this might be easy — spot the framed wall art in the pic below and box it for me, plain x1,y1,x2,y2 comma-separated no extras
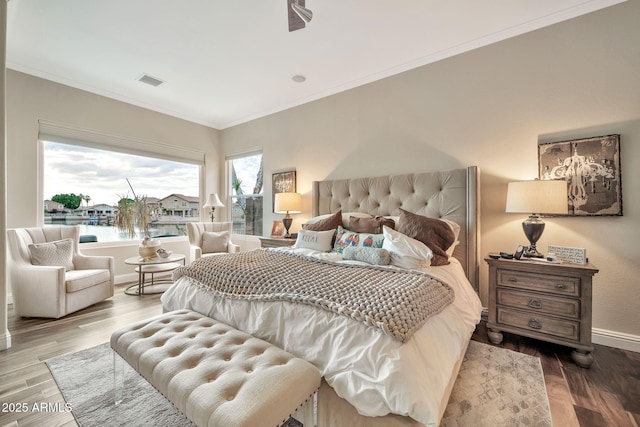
272,170,296,212
538,134,622,216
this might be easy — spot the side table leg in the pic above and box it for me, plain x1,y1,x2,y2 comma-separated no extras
571,349,594,368
487,328,504,345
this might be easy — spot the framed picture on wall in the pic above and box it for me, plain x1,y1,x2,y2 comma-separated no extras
538,134,622,216
272,170,296,212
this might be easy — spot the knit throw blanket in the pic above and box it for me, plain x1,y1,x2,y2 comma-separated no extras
173,249,455,342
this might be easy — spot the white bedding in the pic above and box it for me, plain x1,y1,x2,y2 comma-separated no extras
161,247,482,425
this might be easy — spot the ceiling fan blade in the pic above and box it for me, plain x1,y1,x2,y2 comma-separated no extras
287,0,306,32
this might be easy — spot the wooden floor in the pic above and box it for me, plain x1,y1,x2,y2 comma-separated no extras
1,285,639,426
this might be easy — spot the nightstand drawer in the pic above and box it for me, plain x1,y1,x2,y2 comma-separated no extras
496,307,580,341
497,288,580,319
497,269,580,297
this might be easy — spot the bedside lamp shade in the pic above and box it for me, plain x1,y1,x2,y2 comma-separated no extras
203,193,224,222
506,180,568,257
274,192,302,238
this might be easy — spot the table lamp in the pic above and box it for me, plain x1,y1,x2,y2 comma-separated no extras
505,179,568,258
203,193,224,222
274,192,302,238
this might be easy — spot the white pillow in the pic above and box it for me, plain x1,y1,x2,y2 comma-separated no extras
293,229,335,252
28,238,75,271
382,226,432,270
202,231,229,254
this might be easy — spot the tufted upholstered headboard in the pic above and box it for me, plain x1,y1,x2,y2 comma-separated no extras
312,166,480,292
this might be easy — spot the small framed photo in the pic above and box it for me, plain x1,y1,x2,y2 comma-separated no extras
272,170,296,212
271,220,285,237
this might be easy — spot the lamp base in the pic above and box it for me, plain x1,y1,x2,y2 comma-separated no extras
282,216,293,238
522,215,545,258
523,246,544,258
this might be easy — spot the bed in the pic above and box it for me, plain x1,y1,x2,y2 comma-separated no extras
161,166,482,427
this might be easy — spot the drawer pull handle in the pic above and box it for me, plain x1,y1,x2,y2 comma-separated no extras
528,299,542,309
508,277,517,282
556,283,566,289
528,318,542,329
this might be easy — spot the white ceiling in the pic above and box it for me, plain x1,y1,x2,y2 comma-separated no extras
7,0,624,129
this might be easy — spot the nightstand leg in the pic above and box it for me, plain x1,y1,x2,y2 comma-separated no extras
487,328,503,345
571,349,593,368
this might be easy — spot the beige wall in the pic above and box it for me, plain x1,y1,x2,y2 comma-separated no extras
221,2,640,345
6,70,222,228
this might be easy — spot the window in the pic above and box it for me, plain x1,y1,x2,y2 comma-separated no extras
227,152,263,236
42,140,201,242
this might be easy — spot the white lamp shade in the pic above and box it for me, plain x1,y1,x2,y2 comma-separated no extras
274,192,302,213
203,193,224,208
506,180,568,215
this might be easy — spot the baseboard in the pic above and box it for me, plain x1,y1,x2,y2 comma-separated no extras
0,329,11,351
592,328,640,353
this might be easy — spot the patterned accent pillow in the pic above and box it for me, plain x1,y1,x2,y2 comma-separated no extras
343,247,391,265
28,238,75,271
333,226,385,254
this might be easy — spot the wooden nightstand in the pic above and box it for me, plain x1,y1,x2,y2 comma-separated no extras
259,236,296,248
485,256,598,368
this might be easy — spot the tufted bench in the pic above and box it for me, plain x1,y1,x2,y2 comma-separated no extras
110,309,320,427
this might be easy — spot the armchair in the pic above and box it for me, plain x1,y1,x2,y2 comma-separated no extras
187,222,240,261
7,226,114,319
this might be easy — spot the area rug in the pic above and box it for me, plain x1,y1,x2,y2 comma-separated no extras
440,341,552,427
47,340,551,427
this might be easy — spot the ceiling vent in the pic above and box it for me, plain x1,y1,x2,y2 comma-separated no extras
137,74,165,87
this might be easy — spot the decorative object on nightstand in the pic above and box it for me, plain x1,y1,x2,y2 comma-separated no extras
203,193,224,222
506,179,568,258
274,192,302,238
485,256,598,368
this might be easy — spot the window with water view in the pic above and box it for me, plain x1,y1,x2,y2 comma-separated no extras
43,141,201,243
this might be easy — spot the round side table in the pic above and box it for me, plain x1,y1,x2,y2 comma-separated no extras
124,253,186,296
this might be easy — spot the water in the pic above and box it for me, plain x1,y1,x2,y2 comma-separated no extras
49,224,187,243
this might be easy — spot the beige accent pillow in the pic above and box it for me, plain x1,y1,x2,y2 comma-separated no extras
349,216,395,234
28,238,75,271
202,231,229,254
396,209,455,266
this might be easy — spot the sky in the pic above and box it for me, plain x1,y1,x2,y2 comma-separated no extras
43,142,263,207
43,141,200,206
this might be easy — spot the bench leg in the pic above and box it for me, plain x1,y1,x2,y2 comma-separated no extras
113,351,125,405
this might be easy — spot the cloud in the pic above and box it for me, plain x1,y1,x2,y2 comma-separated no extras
43,142,200,205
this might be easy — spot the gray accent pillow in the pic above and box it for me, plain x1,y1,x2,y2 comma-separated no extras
343,246,391,266
28,238,75,271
